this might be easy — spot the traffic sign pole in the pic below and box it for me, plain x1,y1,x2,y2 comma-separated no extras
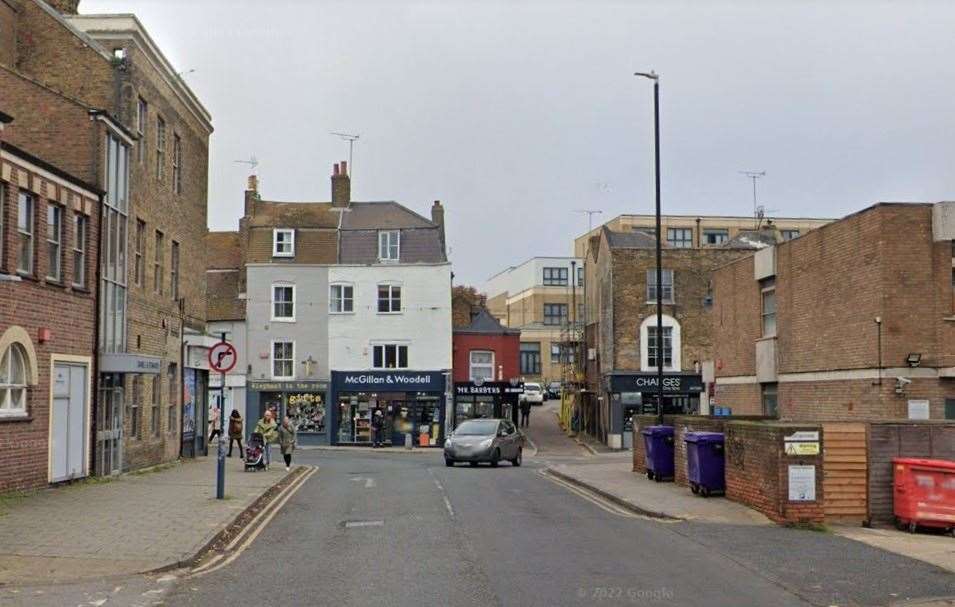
208,335,237,500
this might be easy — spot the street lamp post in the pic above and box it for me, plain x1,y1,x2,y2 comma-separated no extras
635,70,664,426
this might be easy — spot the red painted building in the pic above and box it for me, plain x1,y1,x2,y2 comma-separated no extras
452,309,522,428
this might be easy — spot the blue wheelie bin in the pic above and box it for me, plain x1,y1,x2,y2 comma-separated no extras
641,425,675,482
684,431,725,497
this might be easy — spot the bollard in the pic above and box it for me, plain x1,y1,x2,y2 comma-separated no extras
405,433,413,450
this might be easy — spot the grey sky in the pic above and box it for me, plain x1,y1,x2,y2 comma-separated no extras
83,0,955,285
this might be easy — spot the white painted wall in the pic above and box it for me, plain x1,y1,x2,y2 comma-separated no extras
328,263,452,371
484,256,583,298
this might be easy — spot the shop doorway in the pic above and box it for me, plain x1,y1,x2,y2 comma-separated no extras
51,363,89,482
96,373,124,475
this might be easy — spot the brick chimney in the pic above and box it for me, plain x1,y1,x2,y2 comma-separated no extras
431,200,446,254
244,174,258,217
45,0,81,14
331,161,350,207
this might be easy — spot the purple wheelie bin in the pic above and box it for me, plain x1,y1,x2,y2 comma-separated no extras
641,425,675,482
685,431,725,497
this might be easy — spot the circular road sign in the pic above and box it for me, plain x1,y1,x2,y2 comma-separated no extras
208,341,238,374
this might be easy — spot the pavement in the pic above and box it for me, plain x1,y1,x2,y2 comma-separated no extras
0,450,292,586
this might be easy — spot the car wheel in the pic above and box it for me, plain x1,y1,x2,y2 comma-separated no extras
469,461,478,467
646,470,654,480
490,449,501,467
445,458,455,467
512,448,522,467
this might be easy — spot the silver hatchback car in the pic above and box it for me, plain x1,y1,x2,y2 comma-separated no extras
444,419,524,467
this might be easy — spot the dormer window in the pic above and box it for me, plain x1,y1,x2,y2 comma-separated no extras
378,230,399,261
273,228,295,257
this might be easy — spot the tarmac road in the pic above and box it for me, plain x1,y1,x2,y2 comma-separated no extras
159,448,954,607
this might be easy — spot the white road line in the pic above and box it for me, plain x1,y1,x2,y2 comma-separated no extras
365,478,376,489
428,469,455,518
345,520,384,528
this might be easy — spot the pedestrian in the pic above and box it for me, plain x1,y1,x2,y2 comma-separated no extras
371,408,384,448
227,409,244,458
207,405,222,445
254,410,279,469
520,398,531,428
277,416,297,471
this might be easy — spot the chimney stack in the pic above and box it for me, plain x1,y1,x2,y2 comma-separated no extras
331,161,350,207
244,174,259,217
431,200,446,255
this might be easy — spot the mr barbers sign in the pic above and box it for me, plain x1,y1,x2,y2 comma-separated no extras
455,382,524,396
607,373,704,394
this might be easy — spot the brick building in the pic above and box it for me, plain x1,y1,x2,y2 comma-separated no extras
0,110,102,491
1,0,213,473
581,226,758,448
711,202,955,421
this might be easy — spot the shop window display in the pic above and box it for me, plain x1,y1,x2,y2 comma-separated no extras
288,392,326,433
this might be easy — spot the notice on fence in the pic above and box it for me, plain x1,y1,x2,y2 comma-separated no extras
788,465,816,501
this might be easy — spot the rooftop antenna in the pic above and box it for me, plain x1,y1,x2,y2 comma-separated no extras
740,170,766,228
177,68,196,78
574,209,603,233
330,131,360,181
234,155,259,173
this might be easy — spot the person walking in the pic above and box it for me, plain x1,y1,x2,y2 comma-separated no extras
277,416,297,471
208,405,222,446
227,409,244,458
371,408,384,448
520,398,531,429
254,410,279,469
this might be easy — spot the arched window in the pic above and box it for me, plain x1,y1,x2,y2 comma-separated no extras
0,343,29,415
639,315,682,372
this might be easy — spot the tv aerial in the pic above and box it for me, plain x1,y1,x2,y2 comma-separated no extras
234,155,259,173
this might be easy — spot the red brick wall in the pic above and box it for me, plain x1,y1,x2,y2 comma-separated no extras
712,382,761,415
725,422,825,524
0,161,99,492
452,333,520,383
712,255,758,378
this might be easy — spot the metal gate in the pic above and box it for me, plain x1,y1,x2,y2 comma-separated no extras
822,422,868,523
96,373,124,475
51,363,89,482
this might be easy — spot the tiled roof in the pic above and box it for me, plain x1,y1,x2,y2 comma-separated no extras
605,227,657,249
207,270,245,321
247,200,340,229
454,308,519,335
340,228,445,264
341,202,436,230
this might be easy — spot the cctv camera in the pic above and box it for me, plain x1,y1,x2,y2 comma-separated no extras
896,377,912,385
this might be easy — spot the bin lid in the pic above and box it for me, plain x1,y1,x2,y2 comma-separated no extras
684,431,725,444
892,457,955,471
641,425,674,437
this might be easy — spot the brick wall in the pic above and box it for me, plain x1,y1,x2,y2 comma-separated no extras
712,255,758,378
0,159,99,492
724,422,825,524
711,382,761,415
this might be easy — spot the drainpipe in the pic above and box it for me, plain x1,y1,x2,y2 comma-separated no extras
179,298,186,458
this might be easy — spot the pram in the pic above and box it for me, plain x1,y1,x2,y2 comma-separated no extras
244,432,267,471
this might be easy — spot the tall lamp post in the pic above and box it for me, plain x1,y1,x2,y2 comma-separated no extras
635,70,664,426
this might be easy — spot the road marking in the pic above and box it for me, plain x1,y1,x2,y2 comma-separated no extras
349,475,377,488
188,466,318,578
344,520,384,528
428,469,455,518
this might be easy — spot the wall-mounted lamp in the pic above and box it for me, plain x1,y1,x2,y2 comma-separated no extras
905,353,922,368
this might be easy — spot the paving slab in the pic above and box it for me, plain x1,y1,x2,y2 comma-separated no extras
834,525,955,574
0,452,291,585
548,459,772,525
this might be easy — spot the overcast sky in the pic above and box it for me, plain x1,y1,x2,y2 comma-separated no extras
83,0,955,286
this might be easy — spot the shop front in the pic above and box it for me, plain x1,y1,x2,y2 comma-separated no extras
604,371,704,449
329,371,447,447
247,381,330,446
453,381,523,429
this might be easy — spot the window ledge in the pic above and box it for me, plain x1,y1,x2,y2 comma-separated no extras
270,318,296,323
329,311,355,316
944,316,955,322
0,273,22,283
757,335,778,342
0,413,33,423
377,311,403,315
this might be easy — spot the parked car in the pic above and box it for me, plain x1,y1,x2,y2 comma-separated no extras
546,381,562,399
444,419,523,467
519,383,545,406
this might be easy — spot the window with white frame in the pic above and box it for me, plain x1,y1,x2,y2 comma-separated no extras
0,343,29,416
272,341,294,379
646,269,674,303
640,314,681,372
550,343,562,364
46,203,63,282
271,284,295,321
156,115,166,181
378,230,400,261
273,228,294,257
469,350,494,381
373,344,408,369
667,227,693,248
703,229,729,245
73,213,87,288
136,97,147,163
330,284,354,313
170,241,180,301
17,191,34,274
781,229,800,241
577,266,584,287
761,279,776,337
172,133,182,195
543,303,567,326
542,267,568,286
377,284,401,313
